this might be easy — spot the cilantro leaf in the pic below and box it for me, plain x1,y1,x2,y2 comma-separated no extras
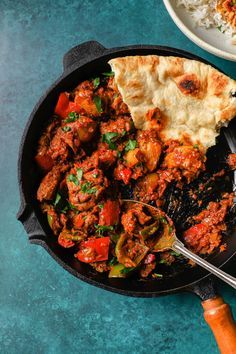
93,77,100,89
102,132,119,150
125,139,138,152
93,96,103,113
152,273,163,279
102,71,114,77
65,112,80,123
81,181,97,194
54,193,61,207
120,266,135,275
76,168,83,182
67,174,79,186
95,224,114,236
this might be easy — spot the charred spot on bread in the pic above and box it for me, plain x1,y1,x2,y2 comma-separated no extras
175,74,201,97
230,91,236,98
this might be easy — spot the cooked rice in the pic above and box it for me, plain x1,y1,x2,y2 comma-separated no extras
176,0,236,41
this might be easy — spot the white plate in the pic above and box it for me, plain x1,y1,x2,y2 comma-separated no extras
163,0,236,61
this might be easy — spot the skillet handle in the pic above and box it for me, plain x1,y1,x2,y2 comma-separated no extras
63,41,107,72
17,202,47,242
202,297,236,354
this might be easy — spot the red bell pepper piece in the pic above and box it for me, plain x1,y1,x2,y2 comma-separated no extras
184,223,208,241
120,168,132,185
74,214,85,229
55,93,70,118
54,92,79,119
99,200,120,226
75,237,110,263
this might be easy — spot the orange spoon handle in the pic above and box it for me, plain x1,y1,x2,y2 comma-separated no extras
202,296,236,354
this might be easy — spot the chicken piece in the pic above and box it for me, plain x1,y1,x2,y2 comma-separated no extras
114,163,132,185
137,130,162,171
74,80,100,117
37,164,68,202
121,204,151,235
73,116,97,143
163,145,205,181
111,94,129,115
35,119,59,171
73,209,98,232
97,142,118,168
67,162,109,211
100,116,133,135
48,128,70,161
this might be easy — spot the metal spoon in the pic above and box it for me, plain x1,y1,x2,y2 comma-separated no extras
122,199,236,289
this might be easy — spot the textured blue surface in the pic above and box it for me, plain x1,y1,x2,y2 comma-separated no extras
1,1,236,353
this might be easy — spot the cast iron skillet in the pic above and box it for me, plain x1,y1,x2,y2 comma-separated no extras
17,41,236,351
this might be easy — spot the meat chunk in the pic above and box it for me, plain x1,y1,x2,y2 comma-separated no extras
67,160,109,211
97,142,118,168
163,145,205,181
35,119,59,171
74,80,100,117
111,94,129,115
137,130,162,171
37,164,68,202
121,204,151,235
100,116,133,135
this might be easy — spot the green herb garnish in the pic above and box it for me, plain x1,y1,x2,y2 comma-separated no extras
54,193,61,207
125,139,138,152
68,202,78,211
102,71,114,77
95,224,114,236
170,251,181,257
81,181,97,194
120,267,135,275
62,126,71,132
76,168,83,182
93,77,100,89
159,259,168,264
67,174,79,186
102,132,119,150
65,111,80,123
152,273,163,279
93,96,103,113
98,204,104,209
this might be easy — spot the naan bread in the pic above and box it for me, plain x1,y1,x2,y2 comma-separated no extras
109,55,236,149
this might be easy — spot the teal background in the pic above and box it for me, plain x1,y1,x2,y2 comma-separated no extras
0,0,236,353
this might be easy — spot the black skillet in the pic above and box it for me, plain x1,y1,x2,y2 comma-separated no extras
17,41,236,351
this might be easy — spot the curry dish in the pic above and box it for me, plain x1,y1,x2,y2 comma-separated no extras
35,71,235,279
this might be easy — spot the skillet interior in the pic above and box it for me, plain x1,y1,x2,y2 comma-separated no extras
18,45,236,297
